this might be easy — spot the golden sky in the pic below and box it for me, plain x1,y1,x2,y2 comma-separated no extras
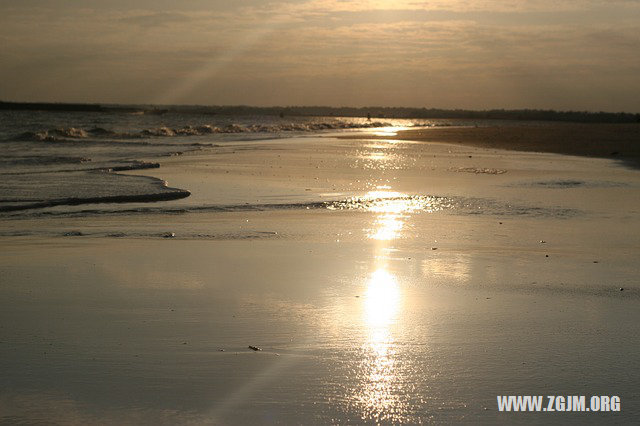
1,0,639,111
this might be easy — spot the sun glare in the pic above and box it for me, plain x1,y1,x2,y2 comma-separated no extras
365,269,400,328
370,126,408,137
363,190,422,240
353,267,409,422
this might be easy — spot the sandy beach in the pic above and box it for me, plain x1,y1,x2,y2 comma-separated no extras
342,123,640,169
1,127,639,424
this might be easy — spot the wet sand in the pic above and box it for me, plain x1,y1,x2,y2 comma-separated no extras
1,131,640,424
342,123,640,169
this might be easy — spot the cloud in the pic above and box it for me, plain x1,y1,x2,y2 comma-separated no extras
120,11,192,27
1,1,639,110
269,0,639,14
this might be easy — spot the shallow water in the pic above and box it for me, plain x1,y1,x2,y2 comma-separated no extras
0,110,460,213
0,110,562,214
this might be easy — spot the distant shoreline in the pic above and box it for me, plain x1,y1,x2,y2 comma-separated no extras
1,101,639,124
345,123,640,169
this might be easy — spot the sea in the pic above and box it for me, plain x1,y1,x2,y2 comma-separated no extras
0,109,462,214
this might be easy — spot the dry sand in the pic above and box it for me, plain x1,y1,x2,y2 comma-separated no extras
1,130,639,424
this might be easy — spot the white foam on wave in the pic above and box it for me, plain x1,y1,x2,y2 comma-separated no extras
12,120,418,142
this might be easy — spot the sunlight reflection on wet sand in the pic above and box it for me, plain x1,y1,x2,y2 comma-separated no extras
355,268,408,422
366,191,416,241
328,190,451,241
350,181,416,421
349,141,412,421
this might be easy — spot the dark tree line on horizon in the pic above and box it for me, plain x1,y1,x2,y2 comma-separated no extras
1,100,639,123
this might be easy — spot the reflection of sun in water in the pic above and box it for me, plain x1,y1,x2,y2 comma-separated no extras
364,191,424,241
355,268,407,422
337,133,440,420
370,214,404,241
365,269,399,328
370,126,408,137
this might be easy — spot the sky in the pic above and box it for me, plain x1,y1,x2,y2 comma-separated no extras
1,0,639,112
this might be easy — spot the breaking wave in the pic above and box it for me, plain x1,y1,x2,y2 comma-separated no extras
0,167,190,213
11,120,408,142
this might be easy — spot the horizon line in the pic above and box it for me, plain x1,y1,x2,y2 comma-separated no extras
1,100,639,116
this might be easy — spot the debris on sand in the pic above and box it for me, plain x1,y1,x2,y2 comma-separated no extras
449,166,507,175
162,232,176,238
248,345,262,351
63,231,83,236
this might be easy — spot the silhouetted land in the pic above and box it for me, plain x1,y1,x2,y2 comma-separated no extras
1,101,639,123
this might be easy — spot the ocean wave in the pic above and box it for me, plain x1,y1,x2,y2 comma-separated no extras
133,120,408,136
0,188,190,212
15,128,90,142
0,160,162,176
15,131,62,142
10,120,412,142
104,161,161,172
0,164,190,212
87,127,118,136
2,193,582,219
